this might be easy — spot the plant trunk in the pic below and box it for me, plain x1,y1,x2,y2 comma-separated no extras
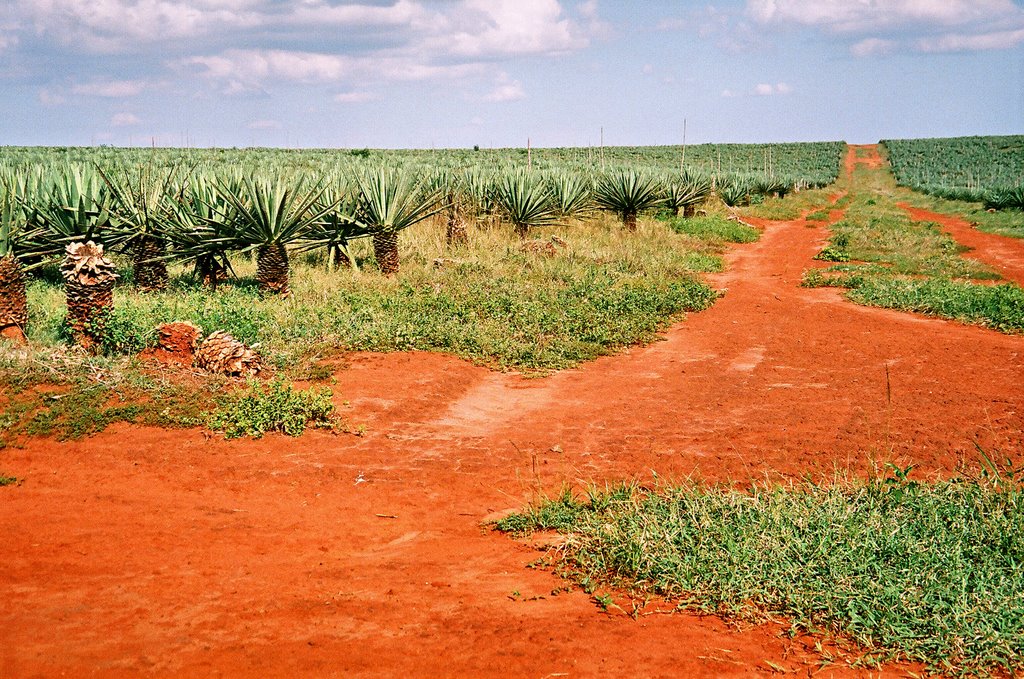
446,201,468,246
131,234,169,292
0,253,28,342
65,277,114,351
372,230,399,275
623,211,638,231
683,203,696,218
513,222,529,239
197,255,228,291
331,244,352,269
61,241,118,352
256,243,290,297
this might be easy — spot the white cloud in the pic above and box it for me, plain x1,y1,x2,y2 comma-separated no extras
37,88,66,106
185,50,350,91
333,91,377,103
72,79,146,97
747,0,1024,54
110,112,140,127
286,0,436,28
746,0,1021,32
185,49,488,92
483,78,525,102
916,28,1024,52
14,0,262,52
724,82,794,97
850,37,898,56
754,82,793,96
435,0,588,58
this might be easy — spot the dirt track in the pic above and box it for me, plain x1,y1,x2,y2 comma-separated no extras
2,146,1022,677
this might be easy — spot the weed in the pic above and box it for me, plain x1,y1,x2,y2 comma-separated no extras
209,377,335,439
815,246,850,262
0,474,18,486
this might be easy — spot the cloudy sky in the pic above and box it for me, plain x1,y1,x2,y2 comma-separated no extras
1,0,1022,148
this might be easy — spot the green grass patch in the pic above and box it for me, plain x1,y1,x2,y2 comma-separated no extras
209,377,335,439
848,278,1024,333
803,161,1023,333
23,215,721,372
0,474,18,486
498,465,1024,675
0,346,213,444
665,215,759,244
806,209,830,221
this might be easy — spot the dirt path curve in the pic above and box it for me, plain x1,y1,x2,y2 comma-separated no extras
3,147,1023,678
899,203,1024,286
853,143,1024,285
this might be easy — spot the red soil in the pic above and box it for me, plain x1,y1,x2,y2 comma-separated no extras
2,147,1022,677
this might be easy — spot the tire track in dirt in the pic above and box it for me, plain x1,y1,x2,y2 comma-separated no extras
2,146,1022,678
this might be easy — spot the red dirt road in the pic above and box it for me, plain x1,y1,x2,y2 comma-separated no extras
2,147,1022,678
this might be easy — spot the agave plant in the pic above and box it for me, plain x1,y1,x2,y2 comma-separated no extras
594,169,664,230
217,173,333,297
303,178,368,270
547,172,594,220
753,176,794,200
26,164,120,258
984,186,1024,211
163,173,239,290
718,177,752,208
356,167,441,275
460,167,497,226
493,170,558,238
0,183,31,339
99,163,181,291
664,170,713,217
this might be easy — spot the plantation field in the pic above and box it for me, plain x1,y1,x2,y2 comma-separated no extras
2,142,1024,677
883,135,1024,214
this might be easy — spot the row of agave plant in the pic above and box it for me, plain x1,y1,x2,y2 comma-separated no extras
0,161,798,346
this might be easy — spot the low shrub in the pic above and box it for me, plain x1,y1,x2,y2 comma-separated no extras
209,377,335,439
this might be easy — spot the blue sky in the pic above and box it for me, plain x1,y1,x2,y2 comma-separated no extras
1,0,1022,148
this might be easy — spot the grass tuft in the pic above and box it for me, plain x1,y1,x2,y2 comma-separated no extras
498,463,1024,675
208,377,335,439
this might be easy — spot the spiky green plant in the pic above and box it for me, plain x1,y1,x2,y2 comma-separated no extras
163,173,239,290
664,170,713,217
217,173,333,297
303,178,368,270
594,169,664,230
494,170,558,238
99,163,181,291
26,164,120,257
547,172,595,220
356,167,441,275
718,178,752,208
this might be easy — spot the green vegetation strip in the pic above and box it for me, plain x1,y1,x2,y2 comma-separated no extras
23,216,722,371
498,468,1024,675
803,161,1024,333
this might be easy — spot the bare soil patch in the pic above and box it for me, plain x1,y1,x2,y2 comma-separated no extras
2,147,1021,677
